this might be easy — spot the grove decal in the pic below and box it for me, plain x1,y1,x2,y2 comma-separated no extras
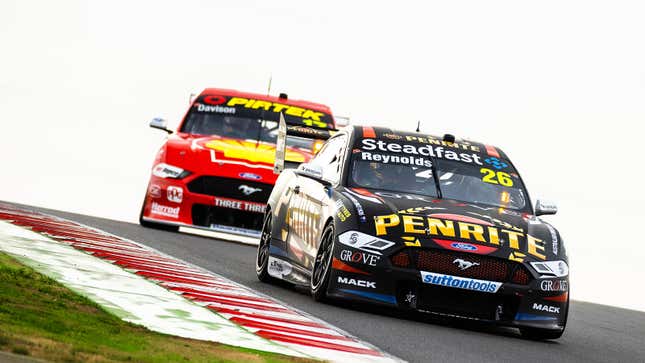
540,279,568,292
339,249,380,266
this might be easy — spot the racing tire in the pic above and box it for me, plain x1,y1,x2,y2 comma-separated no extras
311,223,335,302
519,327,564,340
256,211,276,283
138,198,179,232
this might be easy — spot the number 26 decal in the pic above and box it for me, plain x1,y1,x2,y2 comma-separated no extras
480,168,513,187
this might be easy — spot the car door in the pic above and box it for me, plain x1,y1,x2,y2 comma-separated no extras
286,134,348,269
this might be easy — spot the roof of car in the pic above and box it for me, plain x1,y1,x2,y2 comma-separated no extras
350,125,510,160
201,88,332,114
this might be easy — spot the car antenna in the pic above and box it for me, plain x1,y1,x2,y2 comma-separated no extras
416,121,421,133
267,74,272,95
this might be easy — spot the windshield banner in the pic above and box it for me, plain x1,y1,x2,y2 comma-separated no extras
194,94,335,129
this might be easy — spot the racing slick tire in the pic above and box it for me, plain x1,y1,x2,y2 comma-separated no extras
311,222,335,302
138,199,179,232
256,210,276,283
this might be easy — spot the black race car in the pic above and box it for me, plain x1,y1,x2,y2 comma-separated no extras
256,122,569,340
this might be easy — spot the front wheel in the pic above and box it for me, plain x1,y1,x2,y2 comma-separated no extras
256,211,275,283
311,223,335,302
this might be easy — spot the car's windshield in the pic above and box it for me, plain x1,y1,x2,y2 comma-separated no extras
349,139,528,211
181,112,313,150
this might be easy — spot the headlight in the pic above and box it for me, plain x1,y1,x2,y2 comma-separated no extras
152,163,191,179
530,260,569,278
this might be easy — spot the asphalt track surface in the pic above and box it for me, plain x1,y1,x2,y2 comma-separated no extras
8,203,645,363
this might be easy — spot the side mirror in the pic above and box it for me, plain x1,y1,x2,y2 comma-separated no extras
535,199,558,216
296,162,331,186
334,115,350,127
150,118,172,134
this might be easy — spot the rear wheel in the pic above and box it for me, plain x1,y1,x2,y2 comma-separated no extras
311,223,335,302
256,211,275,283
138,198,179,232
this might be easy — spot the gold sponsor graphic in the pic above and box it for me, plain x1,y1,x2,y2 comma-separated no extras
508,251,527,262
383,133,403,140
205,139,307,164
404,135,481,152
335,200,352,222
287,193,321,251
374,214,546,260
225,97,329,127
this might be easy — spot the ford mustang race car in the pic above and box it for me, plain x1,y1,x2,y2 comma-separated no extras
256,124,569,339
140,88,336,237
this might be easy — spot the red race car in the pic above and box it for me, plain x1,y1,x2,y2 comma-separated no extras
140,88,337,237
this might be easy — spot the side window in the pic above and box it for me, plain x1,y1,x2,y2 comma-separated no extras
311,135,347,183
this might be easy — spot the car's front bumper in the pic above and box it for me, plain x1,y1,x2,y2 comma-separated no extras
326,244,568,332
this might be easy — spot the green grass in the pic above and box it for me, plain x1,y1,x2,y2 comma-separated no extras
0,252,315,363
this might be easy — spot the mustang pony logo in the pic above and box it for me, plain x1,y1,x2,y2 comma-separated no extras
453,258,480,270
239,185,262,196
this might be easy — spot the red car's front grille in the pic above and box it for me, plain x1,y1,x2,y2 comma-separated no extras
187,176,273,203
391,248,533,285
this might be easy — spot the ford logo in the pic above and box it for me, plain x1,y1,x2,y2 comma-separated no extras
239,172,262,180
451,242,477,251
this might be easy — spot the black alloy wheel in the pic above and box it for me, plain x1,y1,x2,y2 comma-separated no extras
311,223,335,301
256,211,274,283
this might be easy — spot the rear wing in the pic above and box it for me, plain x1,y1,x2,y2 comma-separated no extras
274,113,335,174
